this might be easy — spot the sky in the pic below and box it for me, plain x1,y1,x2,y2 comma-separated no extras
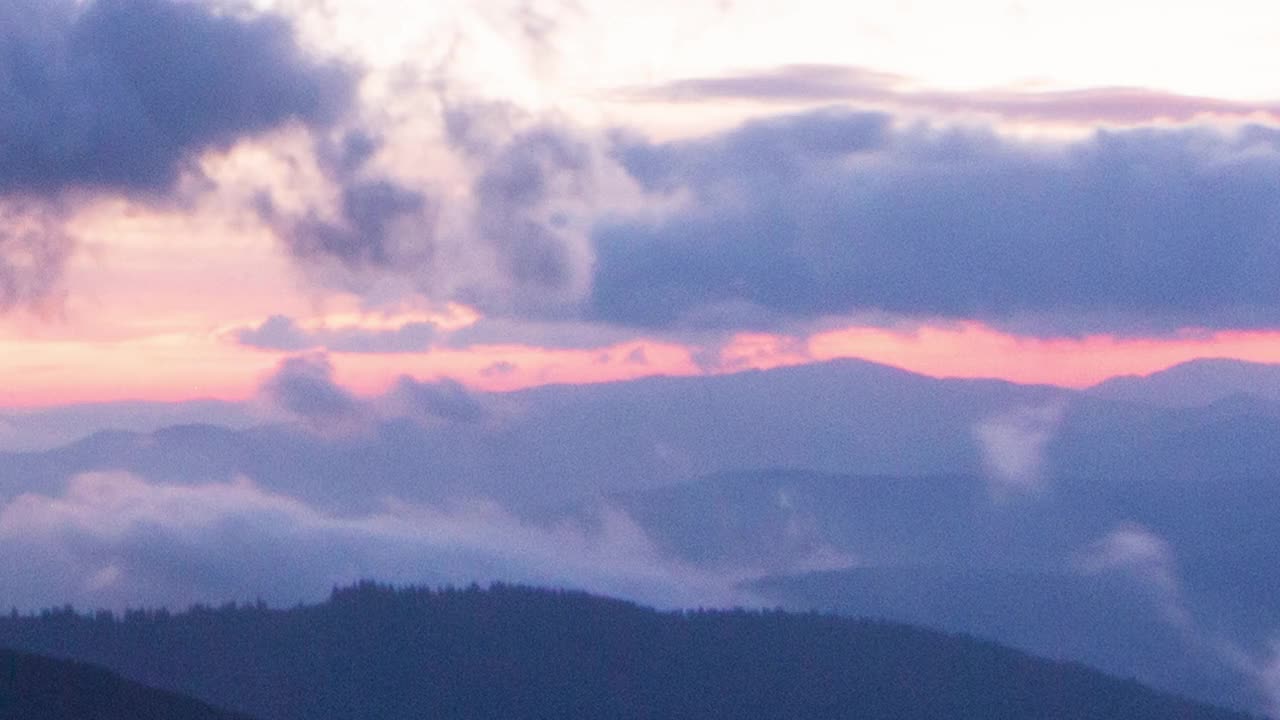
4,0,1280,407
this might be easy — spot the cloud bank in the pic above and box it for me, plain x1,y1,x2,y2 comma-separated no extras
0,0,352,196
596,110,1280,335
0,472,743,611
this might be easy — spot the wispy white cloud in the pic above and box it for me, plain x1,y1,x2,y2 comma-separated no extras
1079,524,1280,713
1078,523,1192,628
973,401,1066,499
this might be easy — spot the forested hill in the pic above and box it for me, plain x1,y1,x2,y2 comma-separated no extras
0,647,253,720
0,583,1260,720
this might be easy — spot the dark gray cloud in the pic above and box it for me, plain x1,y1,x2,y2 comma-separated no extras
472,127,588,294
480,361,517,377
443,102,600,315
627,64,1280,125
390,376,488,425
592,109,1280,335
269,102,599,312
614,108,889,195
236,315,312,351
260,179,434,272
234,314,438,353
0,201,72,310
260,353,363,427
254,122,438,283
0,0,354,197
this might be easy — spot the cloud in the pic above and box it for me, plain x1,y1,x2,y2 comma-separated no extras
1079,524,1280,712
0,0,353,197
973,401,1066,499
253,128,437,277
388,376,488,425
235,315,313,351
0,200,72,311
448,105,605,316
0,472,743,611
266,101,621,318
594,109,1280,335
0,0,354,311
1079,523,1192,629
259,354,495,429
259,177,435,273
481,361,518,377
441,317,638,350
1258,645,1280,719
234,315,438,353
259,353,365,431
626,64,1280,125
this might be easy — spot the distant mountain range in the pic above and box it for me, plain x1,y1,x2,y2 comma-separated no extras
0,647,251,720
6,357,1279,509
0,398,261,453
0,583,1259,720
2,356,1279,713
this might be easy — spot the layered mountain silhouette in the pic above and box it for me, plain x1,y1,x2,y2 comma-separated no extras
3,357,1280,713
0,358,1063,509
602,468,1276,711
5,357,1279,510
0,583,1259,720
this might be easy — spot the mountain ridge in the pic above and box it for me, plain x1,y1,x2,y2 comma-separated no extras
0,582,1261,720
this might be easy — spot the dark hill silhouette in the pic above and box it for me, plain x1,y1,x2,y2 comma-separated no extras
751,565,1257,712
0,583,1259,720
0,647,252,720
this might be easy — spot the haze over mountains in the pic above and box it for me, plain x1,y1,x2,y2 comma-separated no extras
1,356,1279,714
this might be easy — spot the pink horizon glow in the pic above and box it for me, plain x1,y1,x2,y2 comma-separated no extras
4,322,1280,409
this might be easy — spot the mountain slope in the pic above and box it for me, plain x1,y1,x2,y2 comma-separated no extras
1088,358,1280,408
0,647,252,720
599,467,1280,712
751,566,1258,712
0,583,1259,720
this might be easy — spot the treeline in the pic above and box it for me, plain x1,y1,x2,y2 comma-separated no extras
0,582,1260,720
